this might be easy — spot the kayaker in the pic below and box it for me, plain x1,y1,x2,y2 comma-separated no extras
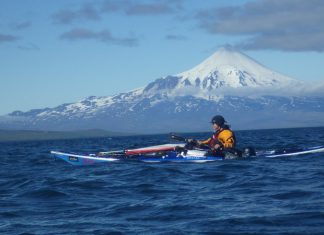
188,115,238,157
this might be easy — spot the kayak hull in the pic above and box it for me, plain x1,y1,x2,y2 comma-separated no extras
51,150,223,165
51,145,324,165
259,146,324,158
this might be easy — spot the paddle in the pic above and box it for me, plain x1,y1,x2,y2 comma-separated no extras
100,144,184,156
101,134,199,156
170,133,188,142
170,133,225,152
170,133,207,150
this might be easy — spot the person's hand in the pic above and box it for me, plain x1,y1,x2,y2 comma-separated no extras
187,139,198,145
187,138,194,143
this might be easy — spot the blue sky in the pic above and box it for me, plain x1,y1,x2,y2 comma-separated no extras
1,0,324,115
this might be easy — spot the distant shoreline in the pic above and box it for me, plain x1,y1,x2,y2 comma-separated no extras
0,126,323,142
0,129,132,142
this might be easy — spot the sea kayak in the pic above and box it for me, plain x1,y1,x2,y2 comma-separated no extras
51,144,324,166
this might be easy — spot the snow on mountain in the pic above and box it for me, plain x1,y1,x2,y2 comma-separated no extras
31,47,305,119
142,46,302,99
1,47,323,133
177,47,297,87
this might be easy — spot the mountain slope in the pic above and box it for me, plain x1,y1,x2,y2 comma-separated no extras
142,47,302,99
177,47,297,88
0,47,323,133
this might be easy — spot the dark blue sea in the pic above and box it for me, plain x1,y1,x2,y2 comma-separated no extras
1,127,324,234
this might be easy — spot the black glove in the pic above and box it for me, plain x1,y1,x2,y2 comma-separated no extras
185,139,198,150
175,146,187,154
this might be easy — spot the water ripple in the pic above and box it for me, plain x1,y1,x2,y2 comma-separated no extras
1,127,324,234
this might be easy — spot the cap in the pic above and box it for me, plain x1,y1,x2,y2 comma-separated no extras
211,115,225,126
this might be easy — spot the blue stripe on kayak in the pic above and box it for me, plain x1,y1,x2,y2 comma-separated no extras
138,155,224,163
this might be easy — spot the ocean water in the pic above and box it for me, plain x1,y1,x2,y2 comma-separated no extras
1,127,324,234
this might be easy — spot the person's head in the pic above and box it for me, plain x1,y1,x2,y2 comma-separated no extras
211,115,225,131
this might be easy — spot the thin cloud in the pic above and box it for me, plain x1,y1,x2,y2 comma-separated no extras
126,2,174,15
101,0,182,15
0,34,19,43
13,21,31,30
53,0,182,24
101,0,127,13
196,0,324,52
165,34,187,41
53,1,184,46
53,4,100,24
60,28,138,47
18,43,40,51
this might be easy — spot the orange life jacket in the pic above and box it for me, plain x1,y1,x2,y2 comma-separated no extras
201,128,236,149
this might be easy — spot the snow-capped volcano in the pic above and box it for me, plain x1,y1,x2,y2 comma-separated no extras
142,47,301,98
177,47,297,88
1,47,323,133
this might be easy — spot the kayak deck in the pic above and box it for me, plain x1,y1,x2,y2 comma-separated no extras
51,151,119,166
